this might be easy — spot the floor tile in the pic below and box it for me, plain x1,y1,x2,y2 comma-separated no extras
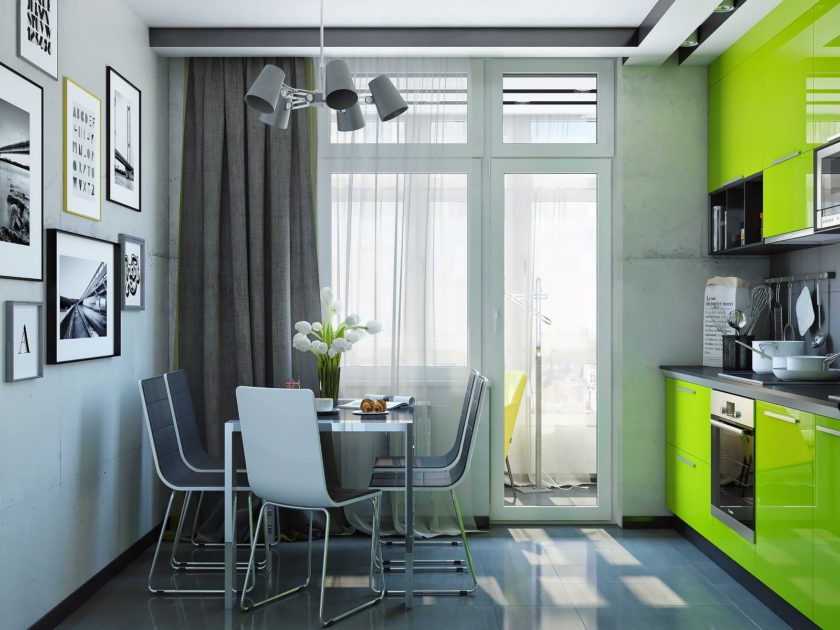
495,605,586,630
576,604,759,630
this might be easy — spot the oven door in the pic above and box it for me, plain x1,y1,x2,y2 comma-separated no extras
816,138,840,230
710,416,755,542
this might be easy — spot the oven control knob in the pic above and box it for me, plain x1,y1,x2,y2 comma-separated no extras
735,411,742,418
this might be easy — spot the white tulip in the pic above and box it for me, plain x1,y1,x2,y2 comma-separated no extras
293,335,312,352
345,330,361,344
366,320,383,334
328,349,337,359
312,322,323,332
330,299,343,313
345,313,361,326
331,338,348,352
320,287,332,309
295,321,312,335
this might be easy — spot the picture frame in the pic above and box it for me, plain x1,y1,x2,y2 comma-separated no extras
0,61,43,281
63,78,101,221
119,234,145,311
17,0,57,80
5,301,43,382
107,67,141,212
46,229,121,364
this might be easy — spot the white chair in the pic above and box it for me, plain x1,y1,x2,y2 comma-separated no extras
236,386,385,625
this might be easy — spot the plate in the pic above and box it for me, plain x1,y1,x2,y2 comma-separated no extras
353,410,389,416
772,367,840,382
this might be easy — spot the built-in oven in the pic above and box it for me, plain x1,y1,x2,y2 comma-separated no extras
710,390,755,543
816,137,840,230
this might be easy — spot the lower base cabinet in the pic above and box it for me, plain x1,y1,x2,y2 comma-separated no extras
666,444,712,539
814,417,840,630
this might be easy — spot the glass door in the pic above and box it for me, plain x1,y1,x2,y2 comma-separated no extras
486,159,612,521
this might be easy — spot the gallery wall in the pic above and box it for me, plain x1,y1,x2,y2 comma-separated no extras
0,0,170,627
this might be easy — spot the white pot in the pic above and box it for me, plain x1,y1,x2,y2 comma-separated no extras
785,355,829,372
753,340,804,374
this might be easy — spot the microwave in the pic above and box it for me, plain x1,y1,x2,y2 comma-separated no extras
816,137,840,230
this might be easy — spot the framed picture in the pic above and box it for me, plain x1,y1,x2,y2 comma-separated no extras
17,0,57,80
5,301,43,382
47,229,121,364
0,62,43,281
119,234,145,310
107,68,141,211
64,78,101,221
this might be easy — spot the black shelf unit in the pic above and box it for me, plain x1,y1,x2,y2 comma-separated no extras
709,174,763,255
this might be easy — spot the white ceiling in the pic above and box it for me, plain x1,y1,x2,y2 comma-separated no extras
125,0,660,28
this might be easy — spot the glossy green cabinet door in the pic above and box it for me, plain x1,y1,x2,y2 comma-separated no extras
666,444,713,538
763,150,814,238
719,55,765,187
755,402,815,618
762,8,815,166
813,416,840,630
814,0,840,145
708,79,724,192
665,378,711,463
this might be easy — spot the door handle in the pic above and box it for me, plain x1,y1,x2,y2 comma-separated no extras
676,455,696,468
763,410,798,424
675,386,695,395
711,419,745,435
771,150,801,166
817,425,840,438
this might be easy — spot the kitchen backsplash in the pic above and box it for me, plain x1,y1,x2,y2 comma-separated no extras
767,242,840,355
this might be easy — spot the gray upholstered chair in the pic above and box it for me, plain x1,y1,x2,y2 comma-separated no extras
236,386,385,625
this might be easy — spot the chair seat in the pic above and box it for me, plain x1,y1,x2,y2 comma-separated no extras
167,468,251,492
327,487,380,505
373,454,451,470
369,469,454,489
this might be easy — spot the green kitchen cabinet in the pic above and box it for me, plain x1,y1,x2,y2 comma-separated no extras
762,8,815,166
666,444,713,538
707,516,755,574
708,78,725,192
755,401,815,618
813,0,840,145
762,150,814,238
813,415,840,629
665,378,711,463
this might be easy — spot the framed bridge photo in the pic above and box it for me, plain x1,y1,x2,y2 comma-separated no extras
47,229,121,364
0,61,43,281
107,67,141,211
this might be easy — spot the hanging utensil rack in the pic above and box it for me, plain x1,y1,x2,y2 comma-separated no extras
763,272,835,285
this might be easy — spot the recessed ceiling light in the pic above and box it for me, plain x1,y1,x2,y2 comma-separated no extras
714,1,735,13
680,30,699,48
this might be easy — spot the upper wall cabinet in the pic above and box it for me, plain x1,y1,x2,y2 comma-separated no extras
813,0,840,146
762,9,815,167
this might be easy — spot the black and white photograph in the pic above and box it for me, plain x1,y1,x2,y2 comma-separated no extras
47,230,120,364
119,234,145,310
17,0,57,79
0,62,42,281
5,301,43,382
64,78,101,221
107,68,141,211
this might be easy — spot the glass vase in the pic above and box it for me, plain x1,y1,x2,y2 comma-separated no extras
317,363,341,405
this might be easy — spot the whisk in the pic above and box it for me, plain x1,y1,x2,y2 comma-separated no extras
746,285,772,336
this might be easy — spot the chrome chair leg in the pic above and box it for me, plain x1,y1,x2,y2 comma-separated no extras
189,490,256,550
506,456,517,502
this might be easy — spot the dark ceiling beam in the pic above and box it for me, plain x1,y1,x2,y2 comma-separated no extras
149,27,640,49
636,0,679,45
678,0,748,63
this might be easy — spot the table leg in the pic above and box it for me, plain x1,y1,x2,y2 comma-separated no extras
224,423,235,609
404,423,414,609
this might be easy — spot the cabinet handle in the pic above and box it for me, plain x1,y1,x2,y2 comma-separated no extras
763,410,798,424
675,386,695,395
817,425,840,438
721,177,742,188
711,419,745,435
770,150,801,166
676,455,696,468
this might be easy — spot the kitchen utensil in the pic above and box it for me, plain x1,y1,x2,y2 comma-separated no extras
752,339,805,373
796,285,815,336
772,284,784,340
722,335,754,370
825,352,840,369
812,280,826,348
772,367,840,382
785,355,830,371
733,337,771,359
783,282,796,340
727,309,748,336
746,285,771,336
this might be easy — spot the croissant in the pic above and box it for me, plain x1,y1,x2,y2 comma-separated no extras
360,398,376,412
373,399,386,413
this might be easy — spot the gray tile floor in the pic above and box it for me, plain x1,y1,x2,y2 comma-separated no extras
59,526,790,629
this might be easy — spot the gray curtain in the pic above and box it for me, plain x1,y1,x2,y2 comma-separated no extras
177,57,320,456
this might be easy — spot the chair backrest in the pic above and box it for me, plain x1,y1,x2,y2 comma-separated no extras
138,375,193,490
164,369,212,471
442,369,479,465
503,371,527,459
448,375,489,487
236,387,334,508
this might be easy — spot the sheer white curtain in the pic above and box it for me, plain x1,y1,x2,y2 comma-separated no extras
319,57,478,534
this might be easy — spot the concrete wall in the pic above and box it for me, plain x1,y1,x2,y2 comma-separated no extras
615,58,769,518
0,1,169,627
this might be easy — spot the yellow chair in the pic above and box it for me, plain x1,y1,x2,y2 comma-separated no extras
504,371,527,501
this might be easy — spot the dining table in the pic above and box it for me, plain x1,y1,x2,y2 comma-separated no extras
223,405,416,610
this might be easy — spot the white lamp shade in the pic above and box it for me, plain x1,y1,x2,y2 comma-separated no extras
368,74,408,122
259,99,292,129
325,60,358,110
245,65,286,114
337,103,365,132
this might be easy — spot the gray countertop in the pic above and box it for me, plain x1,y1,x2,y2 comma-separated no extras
660,366,840,420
